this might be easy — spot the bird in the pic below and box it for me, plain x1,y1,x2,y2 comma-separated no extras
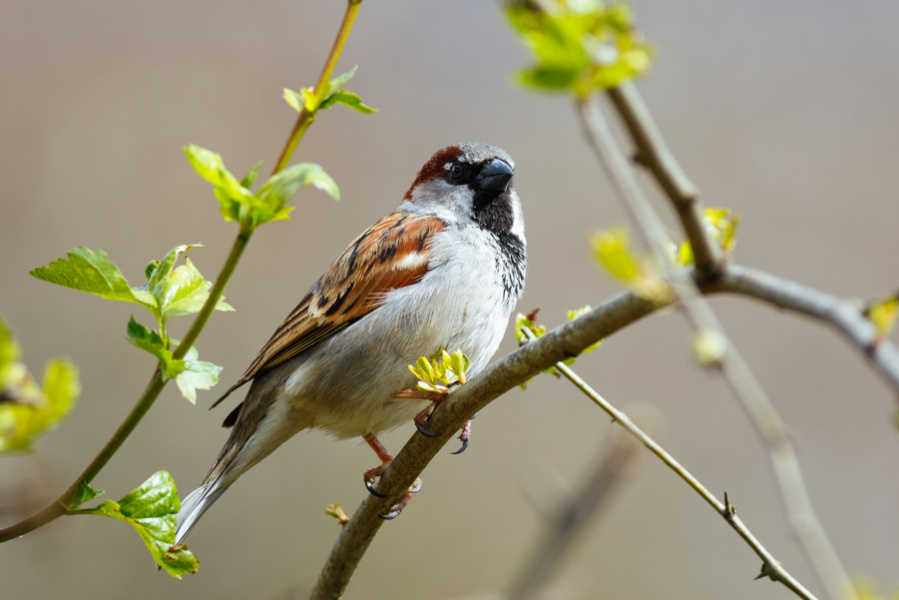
175,142,527,544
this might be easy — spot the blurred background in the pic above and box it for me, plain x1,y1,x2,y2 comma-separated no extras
2,1,898,598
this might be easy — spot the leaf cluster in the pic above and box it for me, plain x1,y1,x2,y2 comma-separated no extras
284,65,377,117
408,350,471,394
504,0,653,96
0,317,80,452
185,146,339,232
30,245,228,404
515,307,602,387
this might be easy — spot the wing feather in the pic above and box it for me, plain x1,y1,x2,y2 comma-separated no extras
211,211,442,410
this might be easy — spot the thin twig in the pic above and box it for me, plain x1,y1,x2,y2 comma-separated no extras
0,1,367,546
576,94,854,600
518,327,818,600
272,0,364,175
709,265,899,394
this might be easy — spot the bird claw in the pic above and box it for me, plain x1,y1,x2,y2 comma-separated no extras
378,482,419,520
451,416,475,455
364,474,386,498
451,438,469,455
415,418,440,437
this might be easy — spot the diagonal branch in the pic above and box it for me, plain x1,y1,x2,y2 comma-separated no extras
606,82,724,279
309,291,659,599
575,95,854,600
523,328,818,600
710,265,899,394
309,257,899,599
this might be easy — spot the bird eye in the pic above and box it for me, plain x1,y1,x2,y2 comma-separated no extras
448,163,464,181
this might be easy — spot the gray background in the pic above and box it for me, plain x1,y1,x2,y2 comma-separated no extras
2,1,898,599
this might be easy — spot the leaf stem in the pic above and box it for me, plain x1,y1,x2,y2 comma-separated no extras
174,227,251,360
272,0,364,175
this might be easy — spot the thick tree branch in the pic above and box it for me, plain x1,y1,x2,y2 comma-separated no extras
309,257,899,599
309,291,658,599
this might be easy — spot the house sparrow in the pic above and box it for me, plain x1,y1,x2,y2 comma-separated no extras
175,142,526,543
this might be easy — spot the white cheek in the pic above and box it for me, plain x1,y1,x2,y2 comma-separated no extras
510,195,526,242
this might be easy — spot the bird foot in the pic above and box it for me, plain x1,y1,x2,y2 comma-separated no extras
361,432,423,517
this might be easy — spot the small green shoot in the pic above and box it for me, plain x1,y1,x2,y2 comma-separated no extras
283,65,377,116
590,227,672,302
184,145,339,232
670,208,741,267
30,244,228,403
516,307,603,388
408,350,470,394
866,295,898,340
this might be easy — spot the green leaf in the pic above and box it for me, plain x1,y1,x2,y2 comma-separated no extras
126,318,184,380
704,208,741,254
137,244,233,321
670,207,741,267
29,247,149,307
868,296,899,337
0,317,21,366
515,312,546,344
516,66,582,91
590,227,641,283
256,163,340,216
325,90,378,114
184,144,254,224
283,88,305,112
590,227,671,302
240,161,263,189
74,471,199,578
329,65,358,92
0,316,80,453
72,481,104,509
175,346,222,404
407,350,470,393
567,306,603,354
187,144,339,231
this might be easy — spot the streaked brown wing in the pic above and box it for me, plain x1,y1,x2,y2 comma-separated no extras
211,211,443,409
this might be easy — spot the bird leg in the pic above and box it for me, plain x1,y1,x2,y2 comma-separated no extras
396,387,448,437
362,433,422,518
397,386,476,453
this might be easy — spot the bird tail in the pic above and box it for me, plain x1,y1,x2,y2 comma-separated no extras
175,475,232,546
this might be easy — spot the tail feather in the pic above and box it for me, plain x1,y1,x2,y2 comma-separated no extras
175,476,231,545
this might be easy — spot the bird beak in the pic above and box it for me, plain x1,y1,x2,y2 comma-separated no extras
476,159,514,193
